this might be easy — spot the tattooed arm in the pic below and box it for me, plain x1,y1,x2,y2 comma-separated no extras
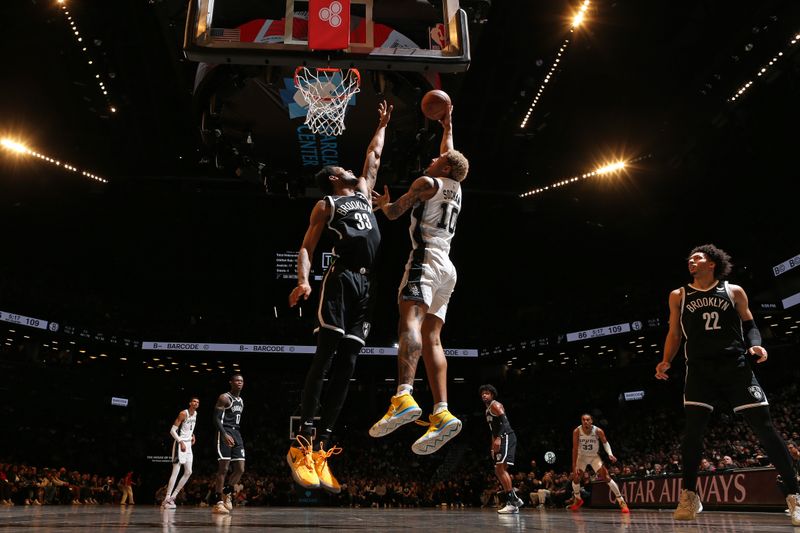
374,176,438,220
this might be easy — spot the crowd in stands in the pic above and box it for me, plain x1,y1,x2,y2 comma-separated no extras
0,465,137,506
3,381,797,508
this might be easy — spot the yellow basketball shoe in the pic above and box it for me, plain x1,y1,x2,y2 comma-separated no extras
313,443,343,494
411,409,462,455
286,435,320,489
369,393,422,438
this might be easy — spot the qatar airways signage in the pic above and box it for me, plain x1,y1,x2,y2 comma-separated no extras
591,468,785,508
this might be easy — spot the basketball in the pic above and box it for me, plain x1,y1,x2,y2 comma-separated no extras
421,89,451,120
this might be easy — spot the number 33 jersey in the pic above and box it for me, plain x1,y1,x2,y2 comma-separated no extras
679,281,746,363
410,177,461,255
326,191,381,268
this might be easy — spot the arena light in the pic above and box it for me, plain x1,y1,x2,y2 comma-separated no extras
1,137,108,183
571,0,590,28
1,139,28,153
521,1,590,128
58,2,117,113
596,161,626,174
519,158,632,198
729,29,800,103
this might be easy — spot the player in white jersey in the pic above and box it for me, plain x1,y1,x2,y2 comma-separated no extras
161,397,199,509
369,104,469,455
569,414,629,513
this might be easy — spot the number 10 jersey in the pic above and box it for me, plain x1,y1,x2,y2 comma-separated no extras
409,177,462,255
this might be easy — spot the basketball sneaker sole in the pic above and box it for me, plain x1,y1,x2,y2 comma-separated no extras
369,406,422,438
411,418,462,455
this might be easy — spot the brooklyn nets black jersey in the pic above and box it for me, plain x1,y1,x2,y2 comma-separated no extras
325,192,380,268
220,393,243,431
680,281,745,363
485,401,513,436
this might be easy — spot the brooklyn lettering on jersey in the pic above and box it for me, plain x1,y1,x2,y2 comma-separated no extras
684,296,731,313
335,199,370,216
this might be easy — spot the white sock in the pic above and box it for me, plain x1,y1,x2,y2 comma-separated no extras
572,482,581,498
433,402,448,414
608,479,622,499
172,464,192,499
395,384,413,397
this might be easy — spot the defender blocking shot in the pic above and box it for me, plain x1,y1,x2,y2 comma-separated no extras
287,101,392,493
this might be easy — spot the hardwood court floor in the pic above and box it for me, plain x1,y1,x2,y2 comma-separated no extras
0,505,795,532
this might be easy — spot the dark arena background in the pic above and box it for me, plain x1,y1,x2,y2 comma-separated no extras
1,0,800,531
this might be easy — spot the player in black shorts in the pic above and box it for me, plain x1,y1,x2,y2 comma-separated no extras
480,384,524,514
656,244,800,524
287,101,392,493
212,374,244,515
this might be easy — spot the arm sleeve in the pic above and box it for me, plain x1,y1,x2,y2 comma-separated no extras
213,408,227,435
170,425,181,442
742,319,762,348
603,441,613,456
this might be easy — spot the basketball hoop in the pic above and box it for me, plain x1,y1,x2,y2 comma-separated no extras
294,67,361,136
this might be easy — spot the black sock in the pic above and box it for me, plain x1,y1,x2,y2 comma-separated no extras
297,425,315,447
316,429,332,451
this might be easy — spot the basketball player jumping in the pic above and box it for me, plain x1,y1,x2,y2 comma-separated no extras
569,414,629,513
287,101,392,493
656,244,800,524
161,397,199,509
369,104,469,455
480,385,525,514
212,374,244,515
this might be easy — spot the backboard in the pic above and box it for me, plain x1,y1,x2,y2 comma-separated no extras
184,0,470,72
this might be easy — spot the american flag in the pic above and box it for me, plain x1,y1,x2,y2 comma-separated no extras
210,28,241,43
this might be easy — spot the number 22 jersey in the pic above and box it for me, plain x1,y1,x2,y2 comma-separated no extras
679,281,746,363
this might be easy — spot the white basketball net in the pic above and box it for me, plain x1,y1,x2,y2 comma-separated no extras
294,67,361,136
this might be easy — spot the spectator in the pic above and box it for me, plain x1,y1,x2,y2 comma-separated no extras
118,472,135,505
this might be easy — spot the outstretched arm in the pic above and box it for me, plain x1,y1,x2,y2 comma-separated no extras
359,100,393,194
373,176,437,220
439,104,453,154
289,200,330,307
656,289,683,380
